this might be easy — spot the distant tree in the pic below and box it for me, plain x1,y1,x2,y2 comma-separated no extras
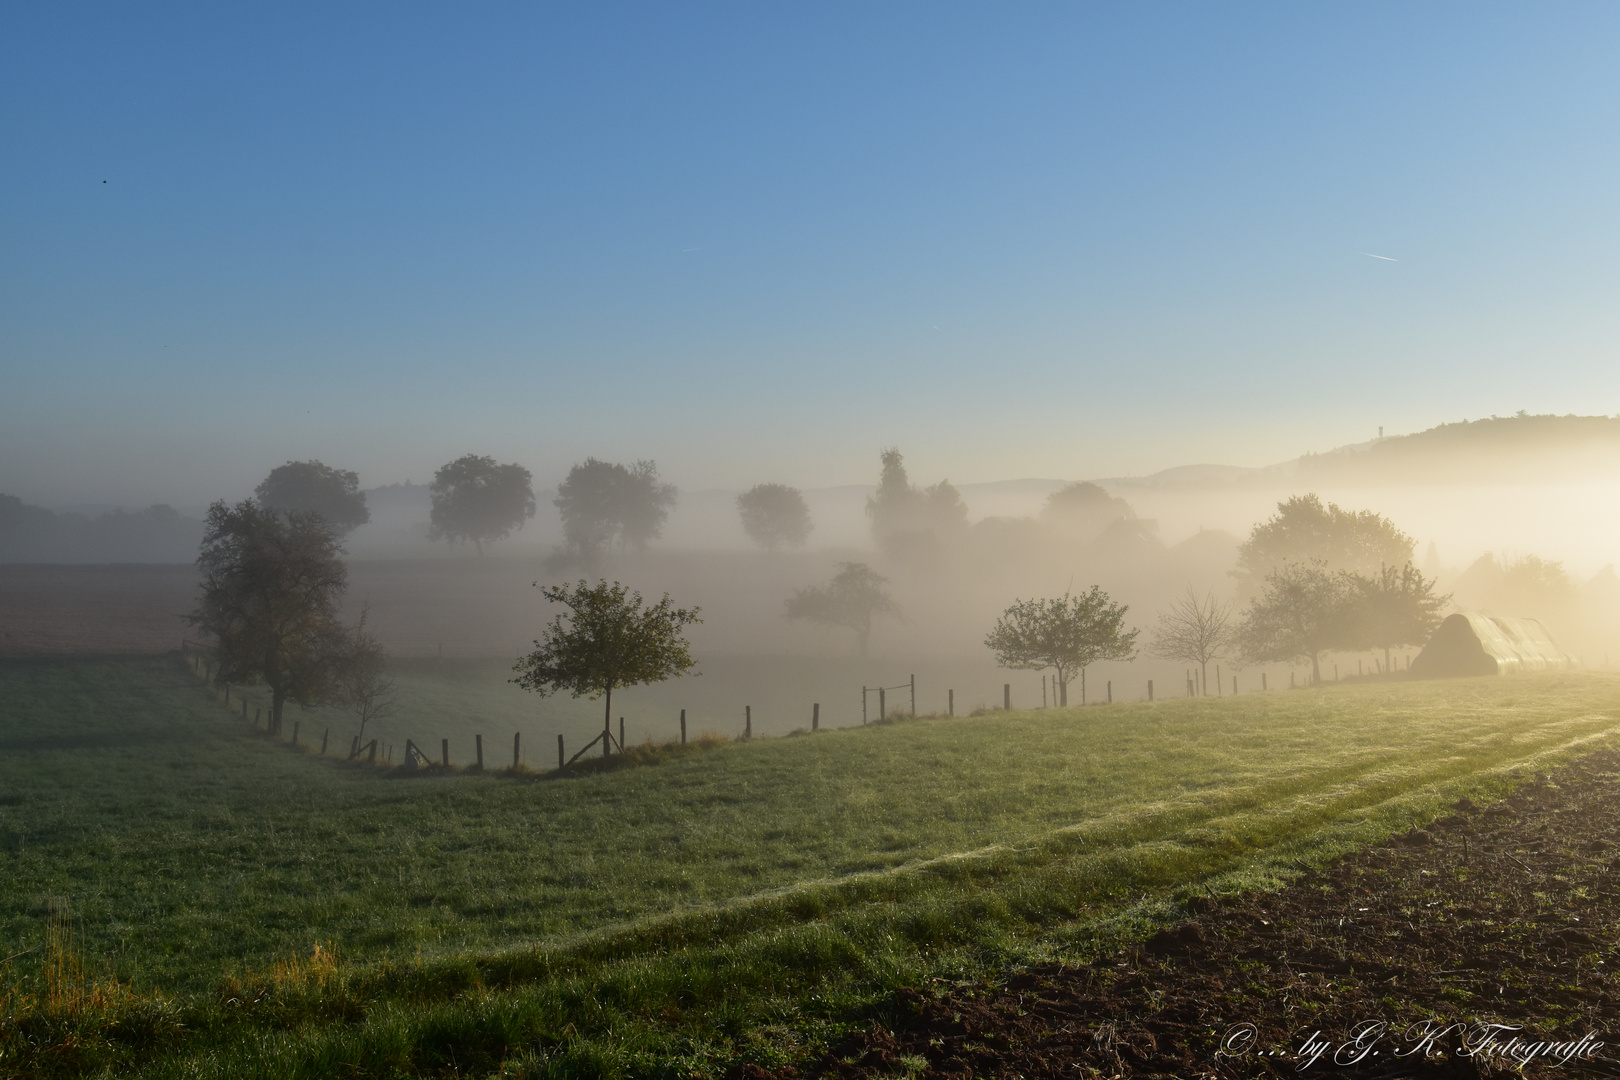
513,580,700,759
1040,481,1135,540
784,562,900,655
1235,494,1414,593
254,460,370,535
1148,589,1235,696
866,448,967,556
1236,560,1355,685
1348,563,1450,675
190,500,350,735
429,454,536,558
984,587,1138,706
737,483,812,551
334,608,397,749
554,458,678,559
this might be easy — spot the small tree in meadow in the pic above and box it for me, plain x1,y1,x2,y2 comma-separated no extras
1148,588,1234,696
1236,560,1355,685
984,587,1138,706
736,483,812,551
513,580,700,759
784,562,899,656
1349,563,1449,674
335,609,397,749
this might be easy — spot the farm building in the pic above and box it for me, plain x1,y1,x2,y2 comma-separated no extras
1409,612,1576,678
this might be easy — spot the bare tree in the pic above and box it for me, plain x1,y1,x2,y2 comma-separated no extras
1148,589,1235,696
336,608,397,750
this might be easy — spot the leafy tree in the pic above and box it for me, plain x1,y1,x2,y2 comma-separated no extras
429,454,536,558
254,460,370,535
865,448,968,555
554,459,677,559
1236,560,1355,684
1235,494,1414,592
736,483,812,551
1148,588,1234,696
984,587,1138,706
784,562,899,655
190,500,350,735
513,580,700,759
1348,563,1450,675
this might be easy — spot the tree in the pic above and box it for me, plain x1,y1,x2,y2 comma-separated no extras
984,587,1138,706
1148,588,1234,696
429,454,536,557
736,483,813,551
190,500,350,735
554,458,677,559
1040,481,1134,540
1236,560,1355,684
512,580,700,759
1235,494,1414,593
866,448,967,556
1348,563,1450,674
254,460,370,535
784,562,900,655
334,609,397,748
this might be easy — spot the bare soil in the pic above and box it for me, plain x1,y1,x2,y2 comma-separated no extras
770,749,1620,1078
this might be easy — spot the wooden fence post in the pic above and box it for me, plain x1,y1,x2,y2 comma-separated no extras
442,739,449,767
1262,672,1267,691
862,688,867,726
878,688,885,721
241,699,247,720
1148,680,1154,702
476,734,483,769
812,703,819,732
910,674,915,717
681,708,687,744
557,734,564,769
321,728,329,755
948,689,954,717
1233,675,1238,695
619,717,625,751
745,705,752,739
1107,680,1112,704
1003,684,1010,711
292,721,299,747
513,732,520,768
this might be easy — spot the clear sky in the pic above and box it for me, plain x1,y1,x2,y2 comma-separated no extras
3,3,1618,507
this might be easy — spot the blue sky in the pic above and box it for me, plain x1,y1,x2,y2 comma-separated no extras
3,3,1618,506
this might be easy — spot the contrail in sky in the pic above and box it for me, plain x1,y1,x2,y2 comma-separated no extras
1361,252,1398,261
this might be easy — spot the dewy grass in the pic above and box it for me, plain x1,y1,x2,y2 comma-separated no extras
0,656,1617,1077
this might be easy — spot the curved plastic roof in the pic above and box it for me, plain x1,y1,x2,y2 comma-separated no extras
1410,612,1576,677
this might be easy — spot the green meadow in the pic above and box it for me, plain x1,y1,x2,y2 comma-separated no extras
1,654,1617,1078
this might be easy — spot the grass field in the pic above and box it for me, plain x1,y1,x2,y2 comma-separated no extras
1,655,1617,1078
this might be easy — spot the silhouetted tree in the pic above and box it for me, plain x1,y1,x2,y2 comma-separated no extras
254,460,370,535
1348,563,1449,674
429,454,536,558
1236,560,1356,684
554,459,677,559
784,562,899,655
865,448,967,556
190,500,350,735
513,580,700,759
984,587,1137,706
1148,589,1234,696
737,483,812,551
1235,494,1414,593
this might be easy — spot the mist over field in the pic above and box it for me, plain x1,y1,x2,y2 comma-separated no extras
7,6,1620,1075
